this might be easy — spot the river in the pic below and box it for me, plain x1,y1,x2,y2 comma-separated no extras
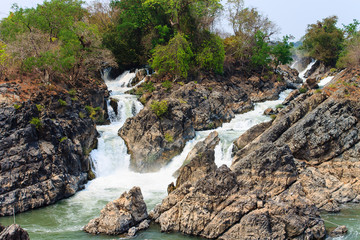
0,65,358,239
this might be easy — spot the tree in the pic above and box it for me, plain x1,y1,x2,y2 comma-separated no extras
271,35,294,69
250,31,271,73
301,16,344,66
151,33,193,78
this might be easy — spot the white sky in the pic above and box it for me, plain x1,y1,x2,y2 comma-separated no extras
0,0,359,41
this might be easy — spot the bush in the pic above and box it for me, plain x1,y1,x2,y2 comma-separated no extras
143,81,155,92
60,136,68,142
196,32,225,74
299,88,308,93
162,80,172,91
68,89,76,96
150,100,168,117
36,104,44,112
275,104,284,109
58,99,67,106
29,117,42,129
14,104,22,110
164,133,174,143
151,33,193,78
79,112,85,119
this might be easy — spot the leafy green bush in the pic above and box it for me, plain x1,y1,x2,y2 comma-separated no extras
14,104,22,110
79,112,85,119
58,99,67,106
196,33,225,74
68,89,76,96
299,88,308,93
60,136,68,142
162,80,172,91
151,33,193,78
164,133,174,143
143,81,155,92
29,117,42,129
150,100,168,117
275,104,284,109
36,104,44,112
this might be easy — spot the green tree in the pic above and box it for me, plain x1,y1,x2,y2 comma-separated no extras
301,16,344,66
196,32,225,73
250,31,271,73
271,35,294,68
151,33,193,78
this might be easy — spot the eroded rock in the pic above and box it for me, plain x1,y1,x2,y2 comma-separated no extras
0,224,30,240
83,187,148,235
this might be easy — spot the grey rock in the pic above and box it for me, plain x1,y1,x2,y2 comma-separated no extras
0,224,30,240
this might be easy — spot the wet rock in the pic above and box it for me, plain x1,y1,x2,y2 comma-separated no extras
130,69,147,86
282,89,300,105
0,224,30,240
83,187,148,235
175,131,219,187
233,121,272,152
263,107,275,115
305,77,319,89
109,98,119,116
329,225,348,237
127,219,151,237
277,64,302,84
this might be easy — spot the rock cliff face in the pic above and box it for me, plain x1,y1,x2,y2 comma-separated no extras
151,67,360,239
84,186,148,235
0,79,108,216
120,71,292,172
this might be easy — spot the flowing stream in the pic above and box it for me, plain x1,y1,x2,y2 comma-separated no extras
0,65,358,239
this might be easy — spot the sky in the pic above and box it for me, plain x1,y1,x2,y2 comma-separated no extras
0,0,359,41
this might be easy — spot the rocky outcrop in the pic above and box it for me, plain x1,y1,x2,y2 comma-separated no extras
0,224,30,240
120,72,288,172
84,187,148,235
150,134,325,239
0,79,108,216
151,68,360,239
175,131,219,187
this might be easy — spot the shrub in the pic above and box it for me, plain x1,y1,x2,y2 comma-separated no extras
178,81,184,86
143,81,155,92
58,99,67,106
85,105,96,119
151,33,193,78
275,104,284,109
36,104,44,112
14,104,22,110
196,33,225,74
164,133,174,143
162,80,172,91
270,114,277,120
29,117,42,129
79,112,85,119
315,89,322,94
299,88,308,93
60,136,68,142
150,100,168,117
68,89,76,96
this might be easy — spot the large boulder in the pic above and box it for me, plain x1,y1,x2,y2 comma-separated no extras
0,224,30,240
83,187,148,235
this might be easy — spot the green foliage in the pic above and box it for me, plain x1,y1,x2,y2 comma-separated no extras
162,80,172,91
60,136,68,142
270,114,276,120
271,35,294,68
250,31,271,71
79,112,85,119
196,32,225,73
29,117,42,129
143,81,155,92
275,104,284,109
14,103,22,110
301,16,344,66
299,88,308,93
164,133,174,143
151,33,193,78
315,89,322,94
68,89,76,96
36,104,44,112
150,100,168,117
337,27,360,68
85,105,96,119
58,99,67,106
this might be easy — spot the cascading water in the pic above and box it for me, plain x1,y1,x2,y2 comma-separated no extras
1,62,354,239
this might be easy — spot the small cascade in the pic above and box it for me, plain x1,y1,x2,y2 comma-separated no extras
299,60,317,82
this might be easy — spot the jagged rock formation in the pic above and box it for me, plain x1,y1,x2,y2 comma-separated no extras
120,71,290,172
84,186,148,235
151,67,360,239
0,224,30,240
0,80,108,216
